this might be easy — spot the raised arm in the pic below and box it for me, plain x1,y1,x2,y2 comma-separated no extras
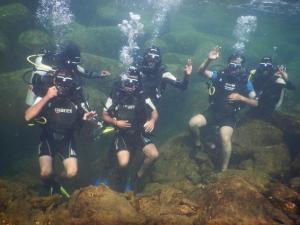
25,86,57,121
198,46,221,79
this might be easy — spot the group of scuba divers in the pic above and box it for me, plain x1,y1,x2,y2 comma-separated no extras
24,43,295,197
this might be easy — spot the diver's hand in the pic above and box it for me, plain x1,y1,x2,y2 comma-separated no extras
275,65,288,80
227,93,243,102
115,120,131,128
184,58,193,76
100,70,111,77
83,111,97,121
208,46,221,60
45,86,58,99
144,119,155,133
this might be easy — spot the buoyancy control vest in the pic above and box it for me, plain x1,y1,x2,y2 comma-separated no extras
109,84,148,133
209,69,249,115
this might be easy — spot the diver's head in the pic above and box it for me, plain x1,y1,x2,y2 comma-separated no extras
257,56,274,76
142,45,161,73
120,66,140,94
61,43,81,69
54,74,75,97
226,53,245,76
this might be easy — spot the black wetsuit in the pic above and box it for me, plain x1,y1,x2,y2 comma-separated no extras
204,70,255,127
103,81,156,152
38,96,84,160
139,64,189,102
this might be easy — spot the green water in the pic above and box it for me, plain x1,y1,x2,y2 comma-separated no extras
0,0,299,187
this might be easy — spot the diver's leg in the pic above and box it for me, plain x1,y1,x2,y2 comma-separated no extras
62,157,78,179
117,150,130,168
219,126,234,171
115,150,130,191
39,155,54,180
137,143,159,178
188,114,207,147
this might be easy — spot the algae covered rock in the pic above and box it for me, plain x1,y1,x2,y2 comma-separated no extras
17,29,53,57
0,3,31,38
253,144,291,178
68,185,144,224
96,4,126,25
194,176,294,225
65,23,123,59
152,133,204,184
137,186,199,225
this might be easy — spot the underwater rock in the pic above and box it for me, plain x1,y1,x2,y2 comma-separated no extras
0,31,9,56
96,4,126,26
137,186,199,225
290,177,300,191
267,183,300,223
81,52,120,77
0,31,11,71
68,184,144,225
65,23,123,59
194,176,293,225
0,3,31,38
162,31,201,55
1,176,299,224
233,119,284,156
17,30,54,65
253,144,291,178
152,133,205,185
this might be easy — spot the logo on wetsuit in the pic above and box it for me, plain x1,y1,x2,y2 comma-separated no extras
54,108,73,114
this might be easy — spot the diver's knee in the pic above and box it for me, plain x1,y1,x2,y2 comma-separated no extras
189,114,206,128
149,150,159,160
118,160,129,168
65,167,78,178
40,169,52,179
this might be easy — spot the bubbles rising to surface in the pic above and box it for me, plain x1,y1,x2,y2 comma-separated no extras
147,0,183,41
36,0,74,50
233,15,257,54
118,12,144,68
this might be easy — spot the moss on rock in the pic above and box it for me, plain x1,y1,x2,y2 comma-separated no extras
17,30,53,56
65,23,123,59
0,3,31,38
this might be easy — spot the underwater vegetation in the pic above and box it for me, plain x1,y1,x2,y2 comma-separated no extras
0,0,300,224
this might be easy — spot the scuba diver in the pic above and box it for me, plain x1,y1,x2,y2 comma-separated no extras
137,45,192,103
25,42,110,107
101,66,159,192
189,46,258,171
25,71,97,198
249,56,295,115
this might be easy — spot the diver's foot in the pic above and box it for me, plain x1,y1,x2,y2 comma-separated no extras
49,181,70,199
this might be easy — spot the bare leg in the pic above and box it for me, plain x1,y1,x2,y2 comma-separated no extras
219,126,234,171
39,155,53,179
62,157,78,179
137,143,159,178
116,150,130,168
188,114,207,147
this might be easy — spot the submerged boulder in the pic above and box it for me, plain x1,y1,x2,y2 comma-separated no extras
194,176,294,225
0,3,31,38
65,23,123,59
68,185,144,225
17,30,53,56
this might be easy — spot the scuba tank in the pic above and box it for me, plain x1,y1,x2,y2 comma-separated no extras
25,53,56,106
